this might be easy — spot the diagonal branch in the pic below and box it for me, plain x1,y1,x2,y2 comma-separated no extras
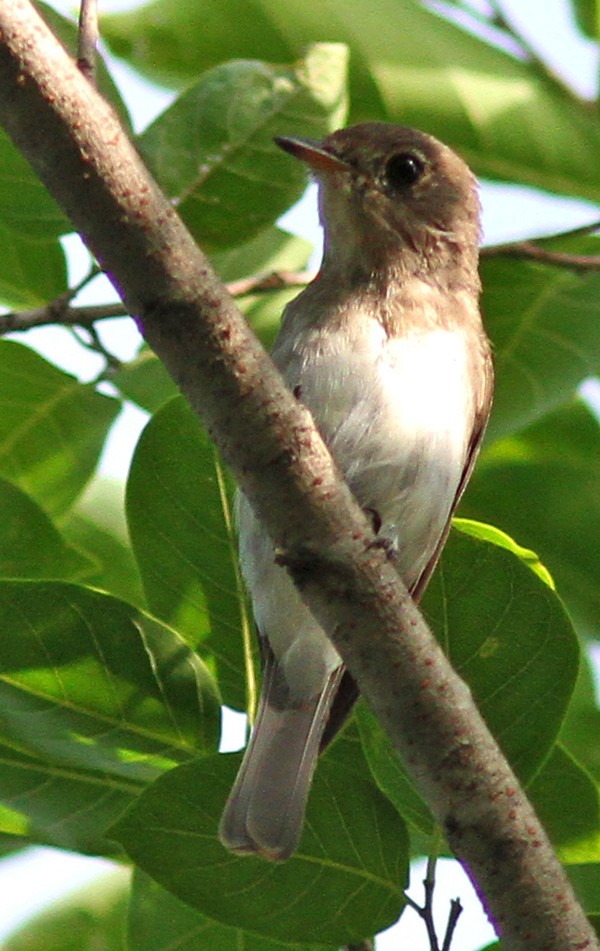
0,3,596,949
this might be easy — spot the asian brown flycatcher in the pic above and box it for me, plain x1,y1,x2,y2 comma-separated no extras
219,123,494,861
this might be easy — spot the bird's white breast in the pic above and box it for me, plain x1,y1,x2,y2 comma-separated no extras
240,315,476,699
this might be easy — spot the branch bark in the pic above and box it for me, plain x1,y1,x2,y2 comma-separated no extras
0,3,596,949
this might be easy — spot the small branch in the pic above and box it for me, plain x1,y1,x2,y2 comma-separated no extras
226,269,315,297
0,270,315,336
482,240,600,271
71,322,123,371
442,899,463,951
0,301,126,334
77,0,98,85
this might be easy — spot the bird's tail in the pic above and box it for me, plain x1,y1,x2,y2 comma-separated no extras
219,663,344,861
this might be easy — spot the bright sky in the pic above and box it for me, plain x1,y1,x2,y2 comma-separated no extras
0,1,598,948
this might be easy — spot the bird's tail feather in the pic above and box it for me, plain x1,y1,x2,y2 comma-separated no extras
219,664,344,861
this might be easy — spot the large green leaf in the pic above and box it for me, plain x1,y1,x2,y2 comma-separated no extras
104,0,600,200
0,580,220,849
129,870,336,951
359,521,579,830
0,341,120,517
112,743,408,946
0,227,67,308
0,478,91,581
3,867,129,951
126,396,251,710
137,45,348,249
463,400,600,637
481,236,600,442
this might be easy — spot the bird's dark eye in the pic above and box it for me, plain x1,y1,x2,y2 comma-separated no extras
384,152,425,189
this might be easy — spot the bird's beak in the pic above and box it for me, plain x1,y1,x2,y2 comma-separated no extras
274,135,349,173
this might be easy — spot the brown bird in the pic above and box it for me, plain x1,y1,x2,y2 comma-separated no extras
219,123,494,861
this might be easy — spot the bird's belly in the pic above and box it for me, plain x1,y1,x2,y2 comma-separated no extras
290,325,474,586
240,323,475,698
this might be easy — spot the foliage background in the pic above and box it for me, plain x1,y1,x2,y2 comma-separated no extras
0,0,599,948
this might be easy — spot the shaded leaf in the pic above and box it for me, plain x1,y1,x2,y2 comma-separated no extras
3,866,129,951
127,396,251,709
129,869,335,951
0,3,130,240
561,650,600,782
137,45,348,249
0,229,67,309
463,399,600,637
60,511,145,606
0,478,92,581
528,744,599,854
482,236,600,441
0,341,120,517
361,522,579,828
112,744,408,946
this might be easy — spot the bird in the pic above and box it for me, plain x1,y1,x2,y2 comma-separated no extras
219,122,494,861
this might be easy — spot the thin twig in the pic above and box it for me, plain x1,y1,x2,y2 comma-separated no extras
441,898,463,951
71,322,122,370
482,241,600,271
77,0,98,85
0,270,315,336
226,268,315,297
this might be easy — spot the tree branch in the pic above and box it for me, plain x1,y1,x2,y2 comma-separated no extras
0,3,596,949
0,271,315,335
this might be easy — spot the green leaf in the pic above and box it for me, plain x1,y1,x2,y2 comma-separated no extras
111,348,177,415
60,510,145,606
360,523,578,828
0,340,120,516
527,744,599,855
126,396,251,709
129,870,336,951
568,863,600,915
0,581,221,851
105,0,600,201
0,580,220,772
3,866,129,951
210,225,312,284
482,236,600,441
462,400,600,638
570,0,600,40
112,744,408,946
137,45,348,249
0,478,92,581
0,3,131,241
0,228,67,308
561,651,600,783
